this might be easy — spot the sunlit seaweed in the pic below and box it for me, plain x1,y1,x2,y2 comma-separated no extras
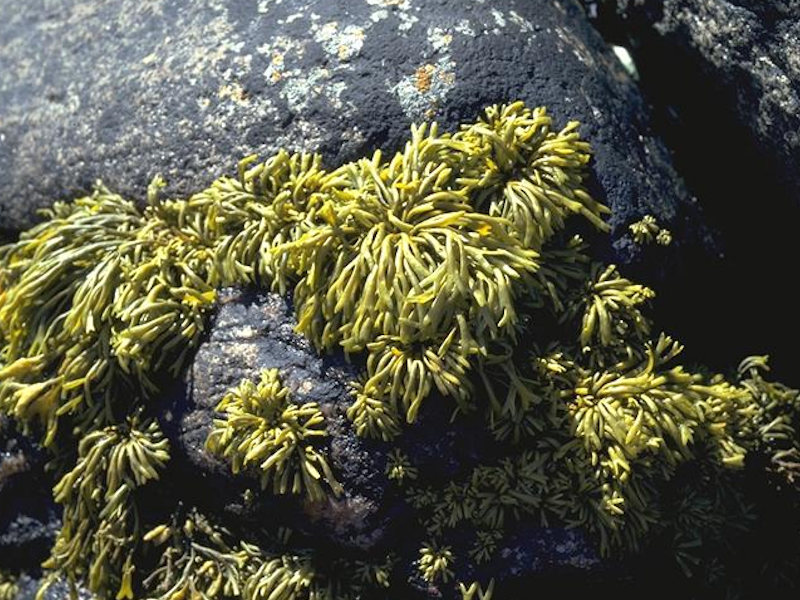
0,102,798,599
418,543,455,584
629,214,672,246
206,369,342,501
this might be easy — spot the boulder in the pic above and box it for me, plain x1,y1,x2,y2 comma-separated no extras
173,287,390,550
581,0,800,384
0,0,705,272
584,0,800,198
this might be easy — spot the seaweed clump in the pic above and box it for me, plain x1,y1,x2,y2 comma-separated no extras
0,102,798,599
205,368,342,501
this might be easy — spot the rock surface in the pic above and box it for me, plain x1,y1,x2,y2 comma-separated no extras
0,0,704,271
0,417,60,587
580,0,800,385
584,0,800,197
12,574,93,600
173,287,389,550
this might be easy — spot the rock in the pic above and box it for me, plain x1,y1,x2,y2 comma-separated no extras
0,0,706,273
12,573,93,600
580,0,800,385
0,418,60,576
584,0,800,198
173,287,390,550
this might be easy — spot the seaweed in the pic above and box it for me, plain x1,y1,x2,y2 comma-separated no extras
0,102,798,599
205,369,341,501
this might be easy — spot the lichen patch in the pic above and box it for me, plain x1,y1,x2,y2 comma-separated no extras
217,82,249,106
454,19,476,37
370,8,389,22
508,10,535,33
313,22,366,62
259,35,308,84
392,56,456,120
428,26,453,53
490,8,506,28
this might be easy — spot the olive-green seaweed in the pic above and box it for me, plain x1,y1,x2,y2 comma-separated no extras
0,102,798,599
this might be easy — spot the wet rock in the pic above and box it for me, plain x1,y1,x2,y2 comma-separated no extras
0,0,706,274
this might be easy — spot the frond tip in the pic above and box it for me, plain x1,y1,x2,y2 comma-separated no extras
418,542,455,584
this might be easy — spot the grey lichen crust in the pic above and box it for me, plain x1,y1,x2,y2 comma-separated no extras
0,102,798,599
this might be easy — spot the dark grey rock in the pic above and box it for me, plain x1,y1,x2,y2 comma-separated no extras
0,0,705,273
0,418,60,575
584,0,800,198
579,0,800,386
174,287,390,550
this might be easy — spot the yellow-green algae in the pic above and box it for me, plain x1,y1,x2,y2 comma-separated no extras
0,571,17,600
0,102,797,599
205,369,342,501
628,214,671,246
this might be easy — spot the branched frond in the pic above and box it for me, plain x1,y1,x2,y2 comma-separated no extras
0,186,216,444
42,416,169,598
629,215,671,246
574,264,655,352
346,380,403,441
2,101,798,598
462,102,610,247
385,449,418,484
736,356,800,485
469,530,503,565
352,555,395,590
143,510,260,600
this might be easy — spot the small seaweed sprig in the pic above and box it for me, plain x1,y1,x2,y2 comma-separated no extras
418,542,455,584
205,368,342,501
629,214,672,246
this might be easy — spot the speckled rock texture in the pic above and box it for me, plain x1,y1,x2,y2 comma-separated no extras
12,575,93,600
0,0,704,271
173,287,389,550
585,0,800,197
